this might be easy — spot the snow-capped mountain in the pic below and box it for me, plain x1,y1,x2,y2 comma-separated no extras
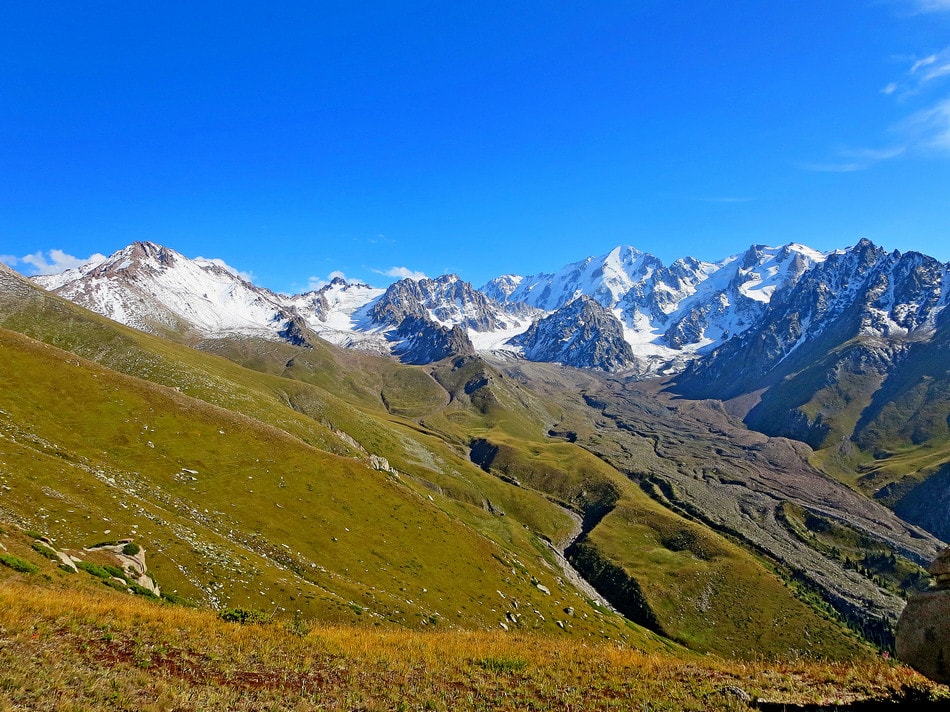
676,238,950,401
33,242,294,341
28,238,948,379
511,295,635,372
32,242,388,347
31,242,517,363
483,242,826,372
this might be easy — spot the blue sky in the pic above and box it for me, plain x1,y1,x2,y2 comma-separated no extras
2,1,949,293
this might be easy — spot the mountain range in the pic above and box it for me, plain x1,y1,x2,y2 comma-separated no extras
4,236,948,662
31,238,950,538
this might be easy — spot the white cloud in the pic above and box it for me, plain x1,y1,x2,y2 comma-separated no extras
806,39,950,171
0,255,18,267
14,249,107,275
800,146,907,172
376,266,427,281
909,49,950,85
911,54,938,74
799,161,870,173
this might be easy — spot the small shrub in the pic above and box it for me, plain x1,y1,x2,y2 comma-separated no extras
31,541,59,561
76,561,110,578
219,608,269,625
121,542,140,556
23,530,44,540
285,609,309,637
475,656,528,674
103,565,128,581
0,554,39,574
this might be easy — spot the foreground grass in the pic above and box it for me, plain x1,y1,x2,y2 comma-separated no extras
0,582,944,711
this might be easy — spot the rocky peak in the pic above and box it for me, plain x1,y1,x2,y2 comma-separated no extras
370,274,514,332
511,295,635,372
391,314,475,365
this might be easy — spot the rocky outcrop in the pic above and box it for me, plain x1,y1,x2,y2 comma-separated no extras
370,274,515,332
390,315,475,365
897,548,950,684
511,296,636,372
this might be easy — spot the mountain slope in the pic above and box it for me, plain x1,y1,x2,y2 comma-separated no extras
0,262,632,639
674,239,950,540
4,261,918,658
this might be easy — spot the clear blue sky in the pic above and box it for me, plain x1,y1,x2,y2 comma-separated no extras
2,1,949,293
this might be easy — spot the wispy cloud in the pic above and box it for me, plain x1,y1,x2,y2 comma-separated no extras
376,266,427,281
908,0,950,13
806,39,950,171
799,146,907,172
3,249,107,275
905,48,950,91
899,98,950,152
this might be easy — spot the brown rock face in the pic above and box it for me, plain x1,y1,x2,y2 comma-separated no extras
896,548,950,684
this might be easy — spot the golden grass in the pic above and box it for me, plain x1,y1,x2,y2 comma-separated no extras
0,581,944,711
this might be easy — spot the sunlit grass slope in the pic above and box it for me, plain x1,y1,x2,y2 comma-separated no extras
0,567,944,712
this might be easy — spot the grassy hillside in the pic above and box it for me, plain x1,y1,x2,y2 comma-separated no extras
0,265,927,664
0,269,634,640
0,554,944,711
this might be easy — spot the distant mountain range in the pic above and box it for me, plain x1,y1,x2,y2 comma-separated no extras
40,238,942,375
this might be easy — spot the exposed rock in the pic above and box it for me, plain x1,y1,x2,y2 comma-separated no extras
896,548,950,684
390,315,475,365
511,295,636,372
370,274,516,332
368,454,397,475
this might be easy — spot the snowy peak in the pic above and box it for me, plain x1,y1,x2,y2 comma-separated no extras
482,242,828,370
658,242,826,350
480,274,523,303
675,239,950,400
286,278,384,334
34,241,290,339
369,274,521,333
491,245,661,312
25,238,947,377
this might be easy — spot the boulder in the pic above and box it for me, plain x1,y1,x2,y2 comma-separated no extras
896,548,950,684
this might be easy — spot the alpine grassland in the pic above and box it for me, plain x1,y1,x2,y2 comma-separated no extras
0,570,944,711
1,266,948,708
